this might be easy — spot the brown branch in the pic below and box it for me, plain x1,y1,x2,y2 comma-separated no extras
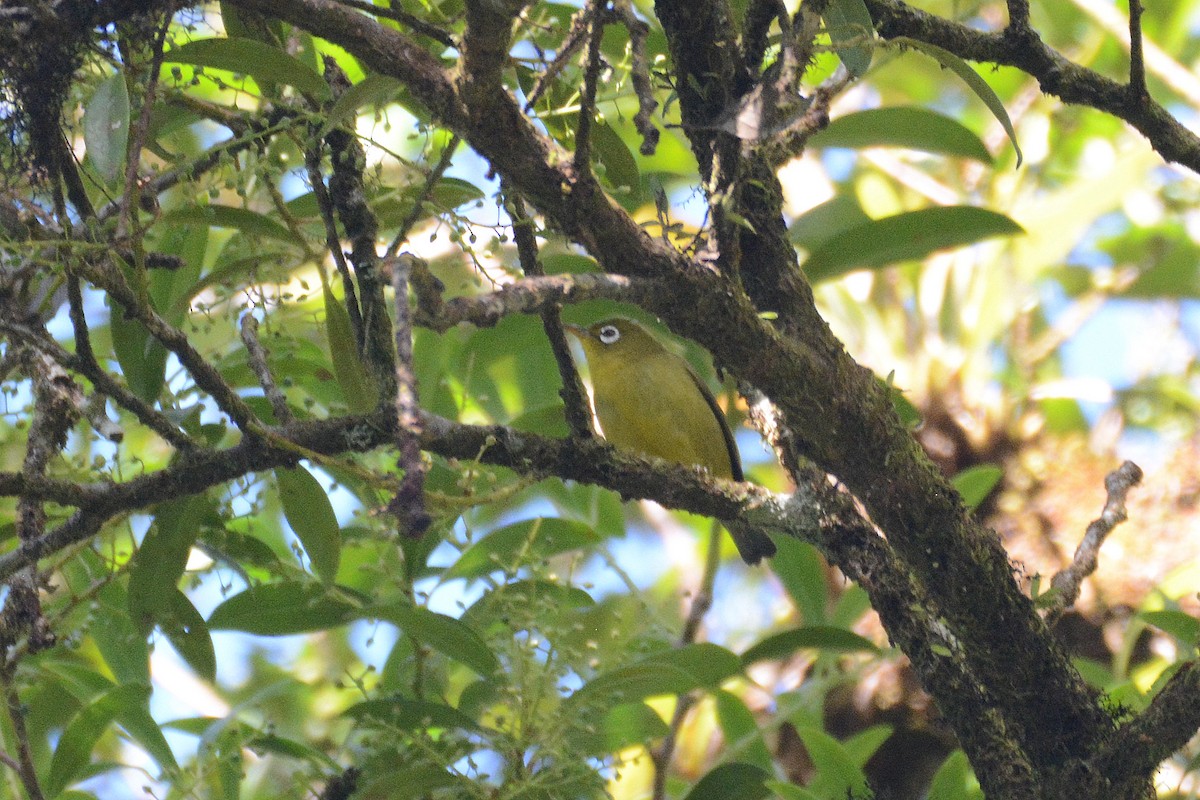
573,0,605,175
523,5,593,112
1047,460,1143,621
386,255,431,536
863,0,1200,173
331,0,455,47
1096,661,1200,796
1127,0,1147,101
2,673,45,800
611,0,659,155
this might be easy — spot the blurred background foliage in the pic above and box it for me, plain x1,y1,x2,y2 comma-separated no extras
1,0,1200,798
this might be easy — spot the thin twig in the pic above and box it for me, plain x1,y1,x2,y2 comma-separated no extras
240,315,294,425
2,673,45,800
331,0,456,47
385,134,461,260
117,9,173,239
524,6,594,112
1126,0,1147,101
573,0,606,175
611,0,660,155
1047,461,1143,622
504,188,593,439
307,133,364,350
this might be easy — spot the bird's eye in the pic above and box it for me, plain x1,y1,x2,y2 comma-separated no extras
598,325,620,344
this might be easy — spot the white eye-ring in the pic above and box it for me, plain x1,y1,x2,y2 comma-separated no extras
598,325,621,344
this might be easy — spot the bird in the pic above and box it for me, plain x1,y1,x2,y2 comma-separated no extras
566,317,775,565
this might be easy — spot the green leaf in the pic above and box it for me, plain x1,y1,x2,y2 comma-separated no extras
159,588,217,682
789,193,872,253
682,762,771,800
844,723,893,765
803,206,1024,282
568,643,742,708
109,300,169,403
769,538,828,624
344,697,480,731
159,205,301,247
128,496,206,635
444,518,601,580
322,280,378,414
951,464,1004,511
892,37,1023,166
164,37,330,99
811,107,992,163
796,726,870,798
927,750,984,800
714,690,774,771
592,120,641,197
246,733,342,771
741,626,880,665
570,702,671,754
824,0,875,77
321,75,403,136
370,602,499,677
1138,609,1200,645
207,582,358,635
765,782,822,800
84,71,130,183
275,466,341,583
47,683,151,798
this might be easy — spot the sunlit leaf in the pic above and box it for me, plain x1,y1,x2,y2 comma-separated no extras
824,0,875,77
891,37,1022,165
811,107,992,162
714,690,774,770
164,37,330,99
803,206,1024,282
568,643,742,708
159,205,301,246
951,464,1003,511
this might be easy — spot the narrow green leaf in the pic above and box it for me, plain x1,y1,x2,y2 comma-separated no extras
47,684,151,798
803,206,1024,283
164,37,330,99
811,107,992,163
1138,610,1200,644
320,74,403,136
128,496,206,635
207,582,358,635
768,538,828,625
84,71,130,183
892,37,1023,166
159,588,217,682
109,299,169,403
275,466,341,583
714,691,774,771
322,281,378,414
683,762,771,800
568,643,742,708
951,464,1004,511
824,0,875,77
370,603,499,677
344,697,480,731
444,518,601,580
159,205,301,246
843,724,893,766
741,626,880,666
247,733,341,771
592,120,641,197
